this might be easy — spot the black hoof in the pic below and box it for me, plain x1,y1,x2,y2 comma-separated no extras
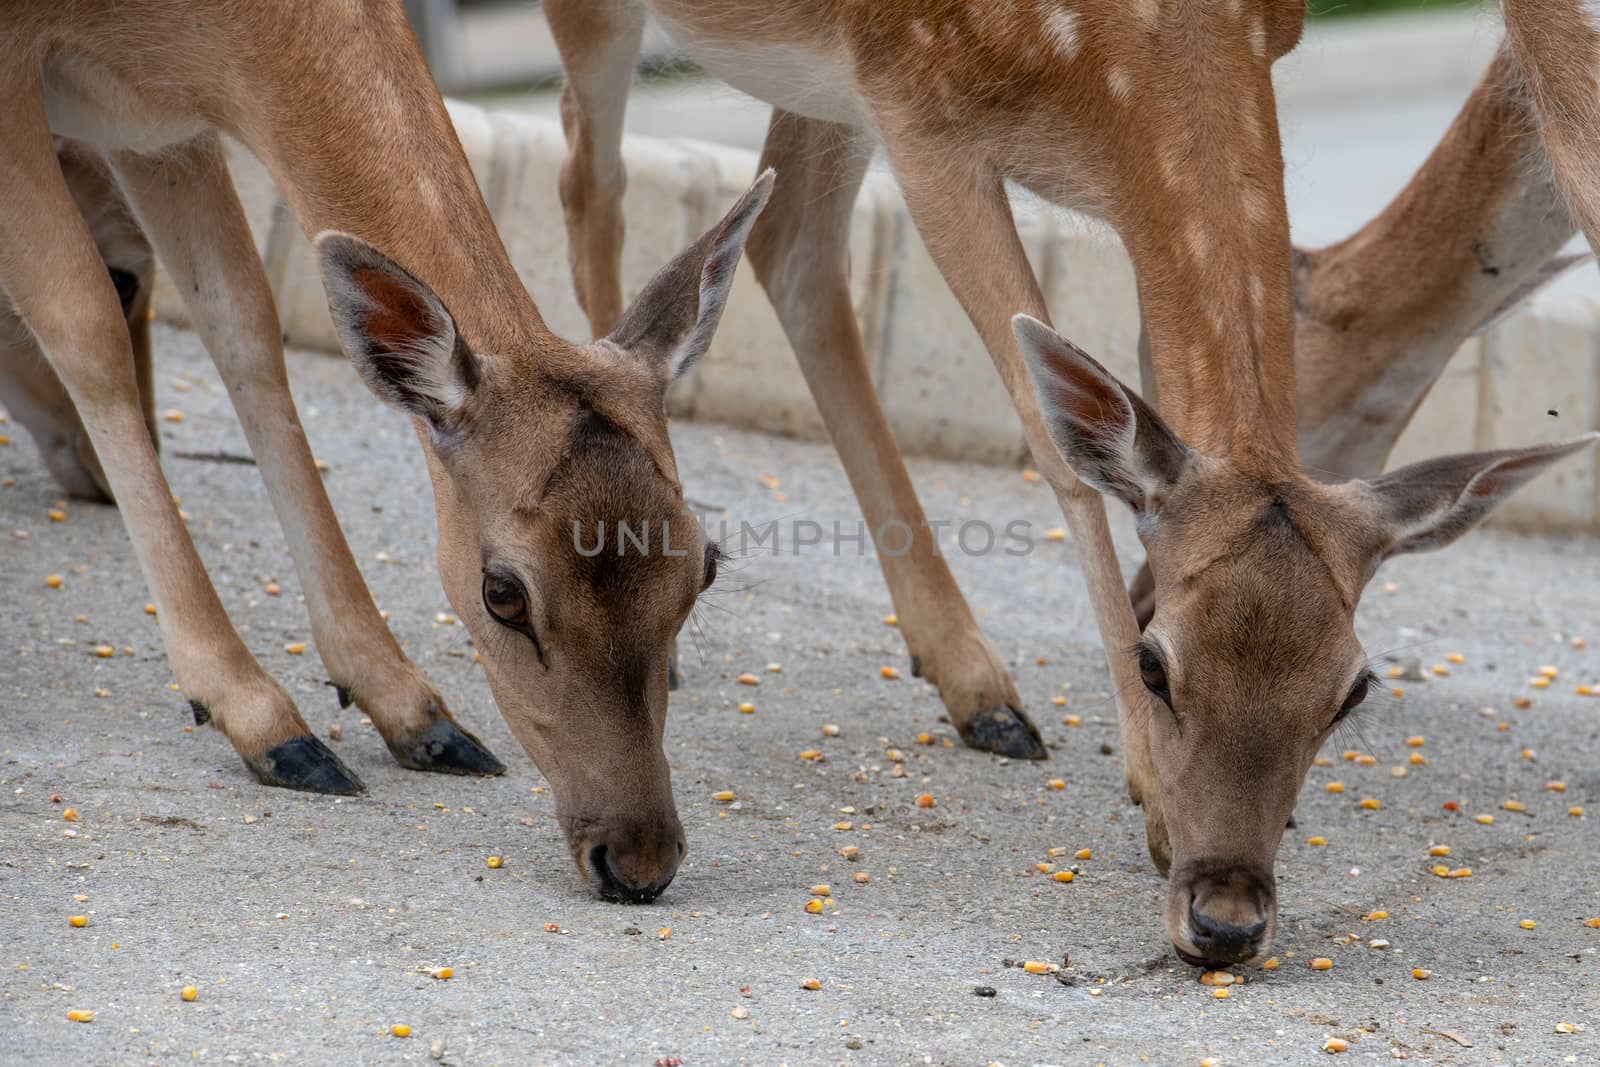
386,716,507,777
243,735,366,795
959,705,1047,760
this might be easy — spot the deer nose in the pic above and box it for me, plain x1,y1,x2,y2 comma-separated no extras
588,838,684,905
1186,900,1267,963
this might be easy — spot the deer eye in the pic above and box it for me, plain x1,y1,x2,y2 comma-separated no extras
702,543,720,591
1137,646,1170,704
482,574,529,628
1334,672,1372,723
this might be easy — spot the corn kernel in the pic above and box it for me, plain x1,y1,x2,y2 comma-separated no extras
1430,664,1449,676
1323,1038,1348,1053
1036,862,1054,873
1306,836,1328,847
283,642,307,655
1432,865,1451,877
1530,677,1550,690
821,723,840,737
429,967,453,980
809,884,830,898
798,749,822,761
1022,469,1040,483
915,732,933,745
1047,847,1068,858
1053,871,1075,883
1044,528,1067,542
1405,736,1425,748
1353,754,1376,766
1325,782,1345,794
390,1024,410,1038
737,672,759,686
93,645,114,659
66,1010,94,1023
1386,666,1403,679
801,978,821,990
543,923,560,933
1341,750,1359,761
1571,807,1586,817
1075,848,1092,860
1521,748,1536,761
879,666,900,680
915,793,936,809
712,790,735,802
1579,685,1594,697
1503,800,1525,812
1052,695,1067,706
1062,715,1082,727
1358,798,1381,811
738,702,756,714
48,509,67,523
1200,971,1236,986
1429,845,1451,857
1367,938,1389,949
1518,919,1537,930
1261,957,1279,970
882,614,898,626
44,573,63,589
1538,665,1560,678
1514,696,1532,708
1391,687,1405,698
1448,867,1473,879
69,915,88,928
486,856,503,869
1021,961,1058,974
1046,779,1066,791
839,845,859,860
1211,987,1230,1000
1474,814,1494,825
1555,1022,1579,1034
1584,918,1600,928
1309,957,1333,971
833,821,854,831
179,984,199,1001
62,808,80,822
1409,752,1427,765
1363,910,1388,921
657,927,671,939
1411,969,1430,980
853,872,870,884
1447,653,1464,664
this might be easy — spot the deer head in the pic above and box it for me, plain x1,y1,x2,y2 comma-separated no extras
316,172,774,903
1016,314,1596,966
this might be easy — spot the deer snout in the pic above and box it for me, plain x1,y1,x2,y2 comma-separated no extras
583,817,686,905
1173,866,1275,967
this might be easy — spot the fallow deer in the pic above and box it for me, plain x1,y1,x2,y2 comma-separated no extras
0,0,773,904
550,0,1597,960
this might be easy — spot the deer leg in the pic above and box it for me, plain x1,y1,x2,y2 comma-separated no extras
881,138,1165,861
0,89,359,793
110,134,503,778
546,0,644,337
744,111,1043,759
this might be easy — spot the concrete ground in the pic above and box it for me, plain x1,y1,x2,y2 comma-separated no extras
2,325,1598,1065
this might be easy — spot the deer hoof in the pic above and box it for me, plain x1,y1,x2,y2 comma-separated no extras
386,715,507,777
243,734,366,795
959,705,1047,760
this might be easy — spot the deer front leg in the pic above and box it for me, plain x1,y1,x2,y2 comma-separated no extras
881,138,1164,857
744,110,1043,759
0,87,359,793
547,0,644,337
110,134,503,779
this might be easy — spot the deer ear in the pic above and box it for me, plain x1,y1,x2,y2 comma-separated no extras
607,169,774,385
1014,314,1190,516
1362,433,1599,558
1470,252,1593,336
316,231,479,433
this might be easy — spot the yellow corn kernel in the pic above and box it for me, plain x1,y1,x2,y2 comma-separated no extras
1046,846,1067,858
809,884,830,898
805,899,824,916
179,985,199,1001
1199,971,1236,986
1430,664,1449,677
44,574,63,589
1518,919,1537,930
1309,957,1333,971
390,1024,410,1038
915,732,934,745
853,872,870,884
1261,957,1280,971
1514,696,1532,708
1306,836,1328,847
915,793,936,808
1323,1038,1349,1053
1053,871,1075,883
69,915,88,928
880,666,901,680
1409,752,1427,765
1021,469,1041,483
93,645,114,659
1021,961,1058,974
1358,798,1381,811
1363,910,1388,921
1448,867,1473,879
1429,845,1451,857
821,723,841,737
1325,782,1345,794
1036,862,1054,873
283,642,307,655
1062,715,1082,727
838,845,859,860
1404,736,1425,748
1044,528,1067,542
66,1010,94,1023
882,614,898,626
1503,800,1526,812
1432,865,1451,878
1579,685,1594,696
1341,750,1359,762
1546,780,1567,793
1538,665,1559,678
1521,748,1536,761
486,856,503,869
712,790,735,802
1474,814,1495,825
833,821,853,831
1052,696,1067,706
1391,687,1405,698
1046,779,1066,791
798,749,822,761
657,927,672,939
1530,677,1550,690
1075,848,1092,860
1354,754,1377,767
1447,653,1464,664
1583,918,1600,928
1571,807,1586,817
1211,987,1230,1000
1556,1022,1579,1034
62,808,80,822
429,967,453,980
1411,969,1430,980
737,672,759,685
738,702,756,714
801,978,821,990
48,509,67,523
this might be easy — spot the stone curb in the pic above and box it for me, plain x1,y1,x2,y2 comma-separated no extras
151,98,1600,531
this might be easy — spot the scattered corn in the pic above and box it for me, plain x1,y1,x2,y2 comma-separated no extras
1412,969,1430,980
737,672,759,686
738,702,756,714
1538,665,1560,678
1200,971,1236,986
801,978,821,990
1409,752,1427,765
1323,1038,1348,1053
1518,919,1537,930
283,642,307,655
1448,868,1473,879
429,968,453,980
1354,754,1377,766
1062,715,1082,727
1021,961,1058,974
833,821,854,831
69,915,88,928
263,582,281,597
543,923,560,933
1261,957,1279,971
1447,653,1464,664
1556,1022,1580,1035
1341,750,1359,762
1514,696,1533,709
1391,687,1405,698
657,927,671,939
1405,736,1425,748
853,872,870,884
1584,918,1600,928
66,1010,94,1023
880,666,900,680
915,793,936,808
486,856,503,869
93,645,114,659
839,845,859,860
1306,836,1328,847
390,1024,411,1038
821,723,840,737
883,614,898,626
180,985,198,1001
804,899,824,915
44,574,63,589
1036,862,1053,873
62,808,80,822
144,603,157,616
1044,528,1067,542
798,748,823,761
1022,469,1041,483
1358,798,1381,811
1075,848,1092,860
1571,807,1586,817
1046,779,1066,791
809,885,831,898
1386,666,1403,679
1047,847,1068,858
1521,748,1536,761
1432,865,1451,878
1367,939,1389,950
1474,814,1495,825
1052,696,1068,706
1211,987,1230,1000
1530,677,1550,690
1309,957,1333,971
1430,664,1449,677
1053,871,1075,883
1363,910,1388,921
1325,782,1345,794
48,509,67,523
1503,800,1526,813
915,732,934,745
712,790,735,802
1429,845,1451,857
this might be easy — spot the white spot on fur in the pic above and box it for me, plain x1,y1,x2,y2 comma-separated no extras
1133,0,1161,26
911,19,935,46
1249,274,1265,311
1250,17,1267,57
1185,223,1208,262
1107,65,1135,102
1041,8,1081,60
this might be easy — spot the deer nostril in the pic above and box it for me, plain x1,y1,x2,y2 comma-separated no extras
1188,901,1266,954
676,840,685,858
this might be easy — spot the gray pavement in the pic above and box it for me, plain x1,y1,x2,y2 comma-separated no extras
2,325,1599,1064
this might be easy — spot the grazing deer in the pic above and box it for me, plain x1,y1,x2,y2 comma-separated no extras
1,0,772,904
0,140,157,503
550,0,1597,961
